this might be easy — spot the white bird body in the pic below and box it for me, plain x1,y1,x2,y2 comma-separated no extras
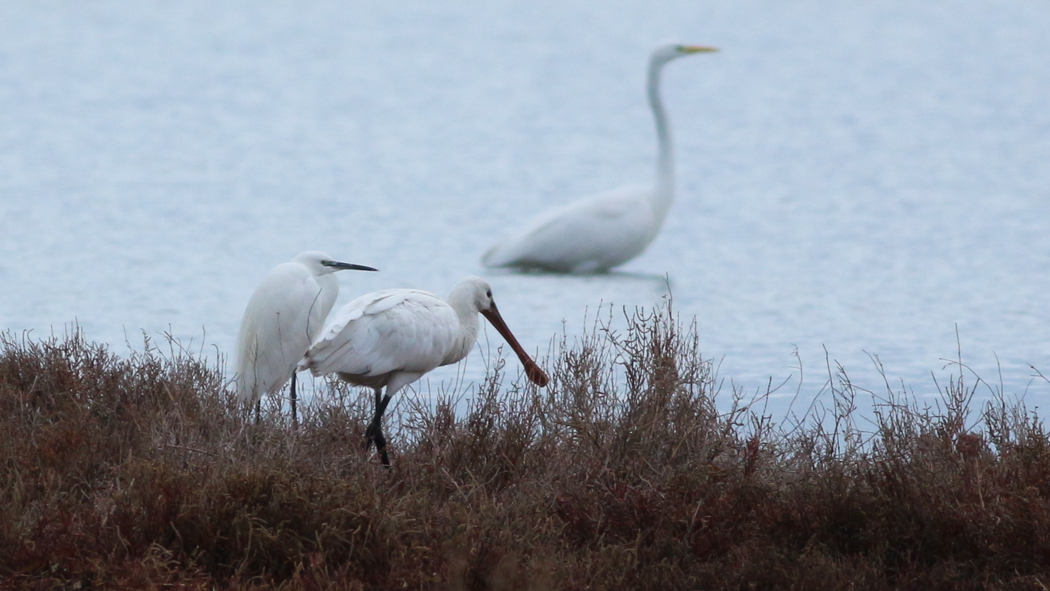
482,184,660,273
303,276,548,464
305,287,476,397
236,261,337,400
234,251,376,420
482,43,717,274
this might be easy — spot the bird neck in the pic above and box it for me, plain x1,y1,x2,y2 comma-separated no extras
309,274,340,338
647,57,675,223
445,312,480,367
443,289,482,366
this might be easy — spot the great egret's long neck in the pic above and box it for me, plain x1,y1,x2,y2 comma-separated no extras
647,57,675,222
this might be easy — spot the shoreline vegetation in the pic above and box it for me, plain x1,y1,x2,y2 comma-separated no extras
2,306,1049,590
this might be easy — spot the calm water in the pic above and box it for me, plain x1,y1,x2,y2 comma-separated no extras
3,0,1049,418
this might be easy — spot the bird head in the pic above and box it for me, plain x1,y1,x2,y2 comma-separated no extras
451,276,549,388
449,276,496,314
293,251,378,275
651,43,719,67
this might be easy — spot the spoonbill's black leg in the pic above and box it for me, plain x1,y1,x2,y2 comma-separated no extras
364,388,393,466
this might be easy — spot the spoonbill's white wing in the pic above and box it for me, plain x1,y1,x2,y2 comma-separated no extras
482,186,656,273
306,289,460,379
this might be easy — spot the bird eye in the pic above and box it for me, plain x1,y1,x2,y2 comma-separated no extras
486,290,492,298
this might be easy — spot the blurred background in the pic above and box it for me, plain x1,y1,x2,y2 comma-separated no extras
2,0,1049,418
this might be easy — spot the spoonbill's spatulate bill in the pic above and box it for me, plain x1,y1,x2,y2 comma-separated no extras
481,43,718,274
303,276,548,465
234,251,377,427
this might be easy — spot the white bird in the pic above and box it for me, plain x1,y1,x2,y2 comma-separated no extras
235,251,377,427
481,43,718,273
302,276,549,465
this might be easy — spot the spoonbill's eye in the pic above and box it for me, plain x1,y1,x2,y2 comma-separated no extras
486,290,492,298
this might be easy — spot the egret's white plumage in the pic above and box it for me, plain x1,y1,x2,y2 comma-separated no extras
303,276,548,464
482,43,717,273
234,251,376,423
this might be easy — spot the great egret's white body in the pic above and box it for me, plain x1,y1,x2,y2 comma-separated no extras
235,251,377,425
481,44,718,273
303,276,548,464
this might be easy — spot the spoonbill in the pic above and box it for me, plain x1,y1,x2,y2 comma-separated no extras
302,276,549,465
481,43,718,273
235,251,377,427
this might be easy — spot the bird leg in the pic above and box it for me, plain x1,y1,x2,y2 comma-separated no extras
364,388,393,466
290,373,298,431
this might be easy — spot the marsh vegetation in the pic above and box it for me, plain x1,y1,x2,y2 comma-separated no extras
2,306,1049,590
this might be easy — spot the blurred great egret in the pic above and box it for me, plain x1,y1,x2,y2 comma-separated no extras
302,276,548,465
482,43,718,273
235,251,377,427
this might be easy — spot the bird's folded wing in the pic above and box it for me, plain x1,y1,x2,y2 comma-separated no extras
483,188,650,267
306,290,457,377
238,269,323,394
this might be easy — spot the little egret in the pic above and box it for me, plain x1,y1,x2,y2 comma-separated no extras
235,251,377,427
481,43,718,273
302,276,549,465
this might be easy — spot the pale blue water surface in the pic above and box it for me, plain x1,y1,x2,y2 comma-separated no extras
2,0,1049,419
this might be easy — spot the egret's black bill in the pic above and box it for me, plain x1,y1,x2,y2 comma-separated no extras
323,261,379,272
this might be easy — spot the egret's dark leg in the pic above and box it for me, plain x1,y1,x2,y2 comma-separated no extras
364,388,393,466
290,373,298,431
